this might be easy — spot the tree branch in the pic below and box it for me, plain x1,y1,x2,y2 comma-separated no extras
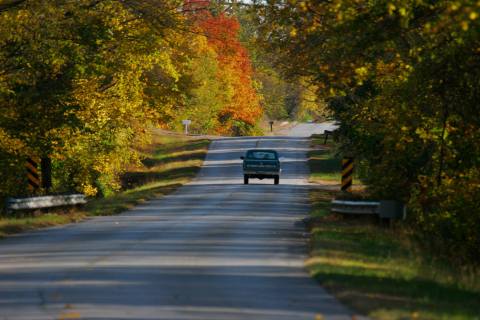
0,0,27,12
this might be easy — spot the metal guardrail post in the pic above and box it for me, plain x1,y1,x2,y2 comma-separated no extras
378,200,406,219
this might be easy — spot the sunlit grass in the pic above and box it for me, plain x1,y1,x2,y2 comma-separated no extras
0,212,85,238
308,134,363,183
309,143,342,182
0,133,210,236
307,217,480,319
307,136,480,320
85,134,210,216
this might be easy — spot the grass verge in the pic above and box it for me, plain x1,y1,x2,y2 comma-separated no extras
0,132,210,237
309,134,365,185
309,135,342,183
307,134,480,320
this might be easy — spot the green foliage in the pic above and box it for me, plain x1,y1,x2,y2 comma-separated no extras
170,36,230,134
255,67,289,119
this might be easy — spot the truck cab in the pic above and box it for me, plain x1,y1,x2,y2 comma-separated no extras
240,149,281,185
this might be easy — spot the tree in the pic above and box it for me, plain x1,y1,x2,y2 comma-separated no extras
0,0,189,196
195,10,263,135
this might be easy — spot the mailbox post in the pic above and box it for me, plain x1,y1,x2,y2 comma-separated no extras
182,120,191,135
269,121,274,132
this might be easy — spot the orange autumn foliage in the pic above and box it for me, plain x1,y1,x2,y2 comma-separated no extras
194,10,262,135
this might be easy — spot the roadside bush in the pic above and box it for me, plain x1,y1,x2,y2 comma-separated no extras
409,174,480,266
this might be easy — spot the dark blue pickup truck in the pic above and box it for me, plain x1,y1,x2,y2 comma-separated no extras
240,149,281,185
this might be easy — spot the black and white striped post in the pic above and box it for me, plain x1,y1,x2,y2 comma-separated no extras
25,157,40,192
341,157,354,192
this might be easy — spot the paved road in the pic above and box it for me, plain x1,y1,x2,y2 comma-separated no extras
0,123,360,320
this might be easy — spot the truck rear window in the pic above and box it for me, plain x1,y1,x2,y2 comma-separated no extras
246,151,277,160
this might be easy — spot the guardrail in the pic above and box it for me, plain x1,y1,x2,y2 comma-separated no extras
331,200,379,215
5,194,87,213
331,199,405,219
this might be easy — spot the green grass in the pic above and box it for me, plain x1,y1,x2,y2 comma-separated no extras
0,133,210,236
0,212,84,238
309,134,365,184
309,134,342,182
307,136,480,320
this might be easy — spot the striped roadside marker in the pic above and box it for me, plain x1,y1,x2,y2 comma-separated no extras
341,157,354,192
26,157,40,192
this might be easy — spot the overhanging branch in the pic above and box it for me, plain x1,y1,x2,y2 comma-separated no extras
0,0,27,12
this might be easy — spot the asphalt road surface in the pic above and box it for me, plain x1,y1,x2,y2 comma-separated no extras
0,123,362,320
